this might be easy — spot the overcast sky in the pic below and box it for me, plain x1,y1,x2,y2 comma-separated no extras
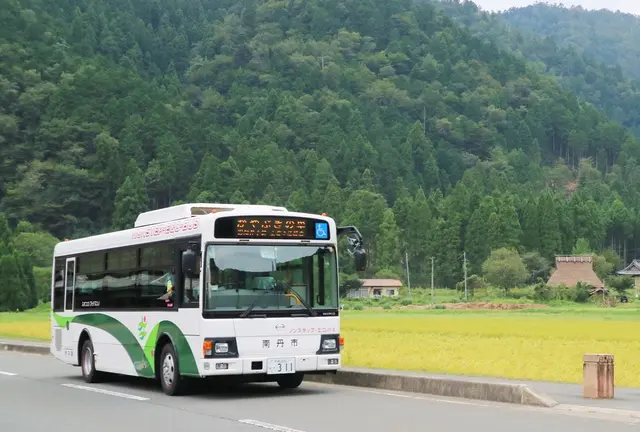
471,0,640,15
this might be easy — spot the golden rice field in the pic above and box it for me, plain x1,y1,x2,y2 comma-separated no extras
0,310,49,341
340,308,640,387
3,306,640,387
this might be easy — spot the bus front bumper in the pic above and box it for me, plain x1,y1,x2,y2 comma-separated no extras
199,354,341,376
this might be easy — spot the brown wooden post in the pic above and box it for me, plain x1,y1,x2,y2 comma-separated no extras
583,354,614,399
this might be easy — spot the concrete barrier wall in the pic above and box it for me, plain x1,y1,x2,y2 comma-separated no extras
304,369,558,407
0,341,50,355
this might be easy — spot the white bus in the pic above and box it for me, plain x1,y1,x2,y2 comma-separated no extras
50,203,366,396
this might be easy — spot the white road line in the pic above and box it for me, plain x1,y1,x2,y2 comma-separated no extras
0,371,17,376
238,419,306,432
61,384,150,401
554,404,640,419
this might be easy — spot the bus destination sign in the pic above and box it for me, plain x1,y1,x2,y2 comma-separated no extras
214,216,330,240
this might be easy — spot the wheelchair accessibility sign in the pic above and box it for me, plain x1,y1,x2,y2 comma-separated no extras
315,222,329,239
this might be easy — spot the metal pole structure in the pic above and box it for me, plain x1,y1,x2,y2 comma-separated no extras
405,251,411,295
463,251,468,302
431,256,435,306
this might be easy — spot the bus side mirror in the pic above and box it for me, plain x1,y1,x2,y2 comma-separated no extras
182,250,198,277
354,248,367,272
337,226,367,273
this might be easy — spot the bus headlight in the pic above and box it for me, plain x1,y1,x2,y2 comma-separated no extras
203,338,238,359
322,339,336,350
316,334,340,354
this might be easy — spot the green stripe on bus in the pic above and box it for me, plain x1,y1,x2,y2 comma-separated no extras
154,321,199,376
143,323,160,372
53,313,198,378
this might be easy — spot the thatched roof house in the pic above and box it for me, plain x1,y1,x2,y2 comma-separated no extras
546,255,604,289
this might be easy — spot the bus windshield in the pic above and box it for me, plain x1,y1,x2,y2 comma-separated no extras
203,244,338,316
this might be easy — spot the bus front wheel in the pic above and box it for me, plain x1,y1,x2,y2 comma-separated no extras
159,343,185,396
276,373,304,389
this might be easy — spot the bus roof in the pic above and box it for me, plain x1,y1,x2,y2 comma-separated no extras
134,203,288,227
54,203,335,257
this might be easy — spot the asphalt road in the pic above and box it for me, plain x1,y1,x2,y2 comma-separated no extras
1,352,639,432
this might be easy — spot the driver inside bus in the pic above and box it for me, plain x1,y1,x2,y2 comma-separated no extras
157,270,175,304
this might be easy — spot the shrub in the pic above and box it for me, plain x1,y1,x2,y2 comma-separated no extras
482,248,528,293
573,282,592,303
533,279,552,301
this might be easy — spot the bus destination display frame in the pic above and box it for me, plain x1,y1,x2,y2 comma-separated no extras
214,216,330,240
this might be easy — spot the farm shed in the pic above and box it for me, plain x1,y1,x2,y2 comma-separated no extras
346,279,403,298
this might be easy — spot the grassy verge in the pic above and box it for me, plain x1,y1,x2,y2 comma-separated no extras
0,303,50,341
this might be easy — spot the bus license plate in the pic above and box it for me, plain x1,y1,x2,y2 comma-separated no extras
267,358,295,375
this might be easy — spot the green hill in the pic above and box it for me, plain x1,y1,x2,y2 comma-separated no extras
434,0,640,138
500,3,640,80
0,0,639,300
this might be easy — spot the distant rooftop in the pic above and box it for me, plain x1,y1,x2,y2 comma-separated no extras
555,255,593,263
359,279,403,287
617,259,640,276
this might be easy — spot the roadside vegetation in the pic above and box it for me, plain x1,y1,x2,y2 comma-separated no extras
341,284,631,311
342,242,635,311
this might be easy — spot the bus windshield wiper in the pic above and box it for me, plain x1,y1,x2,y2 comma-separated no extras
280,281,317,317
240,282,317,318
240,288,280,318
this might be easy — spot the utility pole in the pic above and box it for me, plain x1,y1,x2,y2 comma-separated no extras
431,257,435,305
463,252,468,302
423,105,426,136
405,251,411,295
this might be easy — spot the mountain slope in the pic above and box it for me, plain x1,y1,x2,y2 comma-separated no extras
500,3,640,80
434,0,640,138
1,0,640,289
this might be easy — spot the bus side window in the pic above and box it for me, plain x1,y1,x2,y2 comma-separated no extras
52,260,65,312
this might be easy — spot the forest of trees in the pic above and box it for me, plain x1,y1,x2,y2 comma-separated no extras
499,3,640,80
0,215,58,311
2,0,640,309
436,1,640,138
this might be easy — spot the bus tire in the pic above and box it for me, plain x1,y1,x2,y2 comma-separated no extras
159,343,185,396
80,339,102,383
276,373,304,389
